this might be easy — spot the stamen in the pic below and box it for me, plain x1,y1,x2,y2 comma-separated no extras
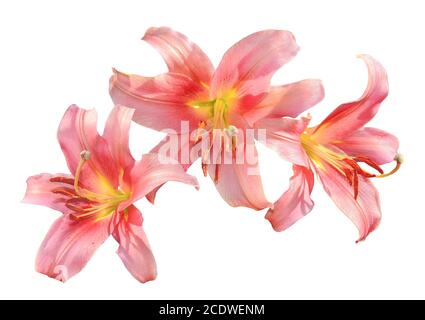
232,135,237,153
202,163,208,177
49,177,74,185
353,171,359,199
342,168,353,186
214,164,220,184
65,198,91,213
67,197,124,221
355,156,384,174
344,158,376,178
51,187,77,197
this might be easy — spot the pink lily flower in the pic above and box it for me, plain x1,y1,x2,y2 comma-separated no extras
23,105,199,282
256,55,401,242
110,27,324,210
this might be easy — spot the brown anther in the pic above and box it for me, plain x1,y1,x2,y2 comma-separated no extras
214,164,220,184
49,177,75,185
231,135,237,153
342,168,353,186
353,171,359,200
69,213,93,222
198,120,206,129
51,187,77,197
202,163,208,177
344,158,376,178
65,198,91,213
355,156,384,174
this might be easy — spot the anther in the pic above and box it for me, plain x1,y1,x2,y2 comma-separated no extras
214,164,220,184
52,187,77,197
355,156,384,174
353,171,359,199
202,163,208,177
49,176,75,185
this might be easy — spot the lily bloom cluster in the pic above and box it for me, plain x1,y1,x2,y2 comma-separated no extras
24,27,401,283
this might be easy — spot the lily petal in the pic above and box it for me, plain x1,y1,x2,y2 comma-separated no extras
57,105,119,191
109,70,208,132
208,144,271,210
146,134,200,204
122,153,199,209
317,164,381,242
143,27,214,85
313,55,389,143
254,117,310,166
36,215,113,282
243,79,324,126
211,30,299,100
266,165,315,231
23,173,74,213
113,205,157,283
334,127,399,165
103,105,135,172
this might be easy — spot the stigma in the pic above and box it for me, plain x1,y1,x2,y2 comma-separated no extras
80,150,91,160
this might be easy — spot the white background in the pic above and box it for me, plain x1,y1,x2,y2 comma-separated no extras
1,0,424,299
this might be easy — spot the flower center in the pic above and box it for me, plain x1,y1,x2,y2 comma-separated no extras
301,132,402,199
190,89,237,130
190,91,239,182
50,150,130,221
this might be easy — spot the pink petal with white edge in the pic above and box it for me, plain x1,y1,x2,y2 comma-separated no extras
23,173,74,213
334,127,399,165
266,165,315,231
36,215,113,282
143,27,214,85
113,205,157,283
254,116,310,167
57,105,119,191
313,55,389,143
243,79,324,126
317,164,381,242
103,105,135,172
109,70,208,132
120,153,199,210
208,143,271,210
211,30,299,99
